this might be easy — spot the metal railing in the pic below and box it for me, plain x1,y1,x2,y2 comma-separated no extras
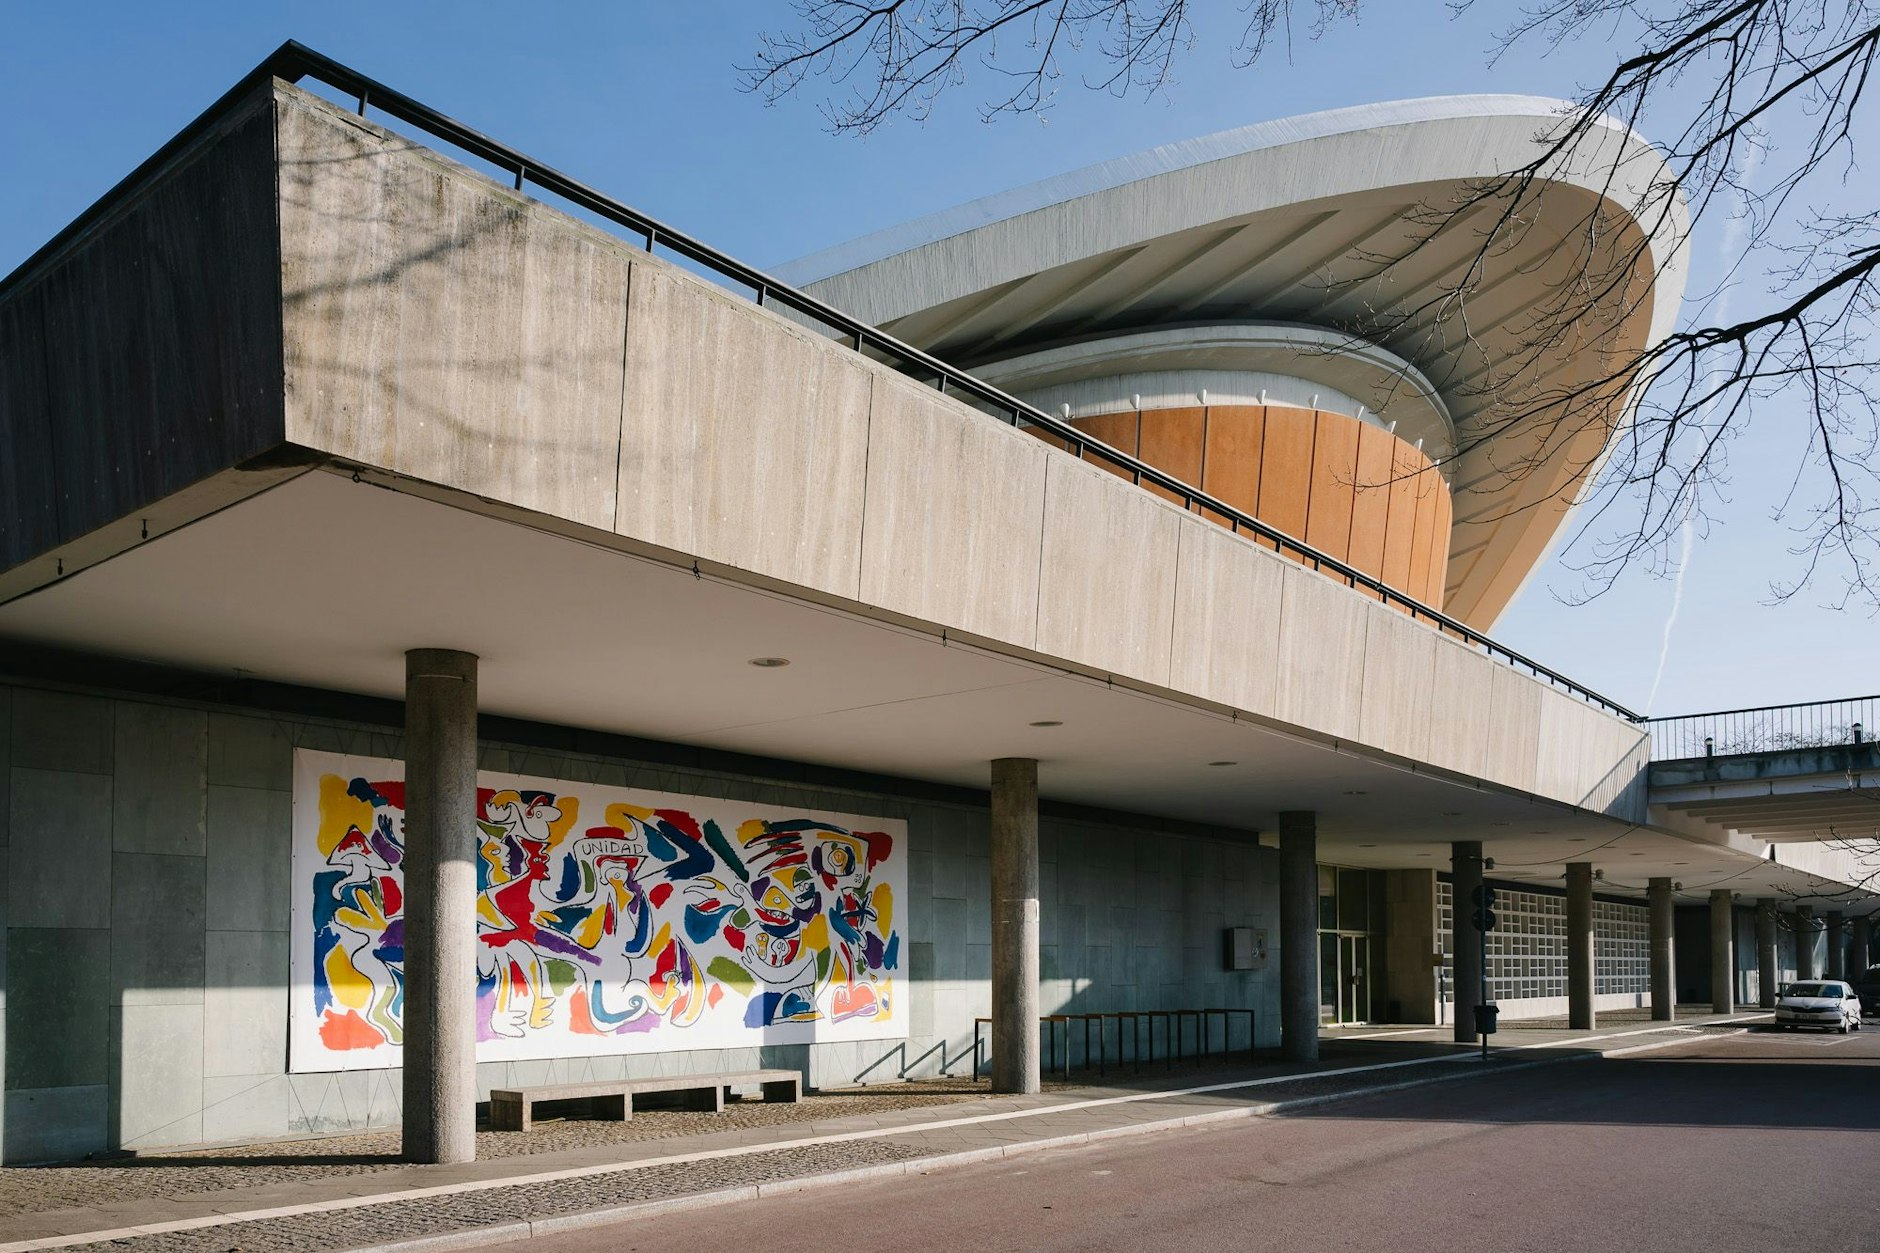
0,40,1644,724
1646,695,1877,760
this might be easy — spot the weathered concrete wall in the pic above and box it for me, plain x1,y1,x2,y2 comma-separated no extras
271,84,1648,823
1,677,1277,1163
0,86,286,578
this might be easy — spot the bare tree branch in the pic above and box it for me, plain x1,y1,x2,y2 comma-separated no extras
749,1,1880,607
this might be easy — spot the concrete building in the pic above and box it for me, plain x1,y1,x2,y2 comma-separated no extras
0,46,1874,1164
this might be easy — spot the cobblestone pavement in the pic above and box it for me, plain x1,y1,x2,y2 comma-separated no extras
0,1031,1745,1253
74,1139,929,1253
0,1081,1011,1219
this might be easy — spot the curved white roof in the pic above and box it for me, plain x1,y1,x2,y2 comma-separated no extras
788,95,1688,629
781,95,1584,286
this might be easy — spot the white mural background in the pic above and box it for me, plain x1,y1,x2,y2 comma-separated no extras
291,750,907,1072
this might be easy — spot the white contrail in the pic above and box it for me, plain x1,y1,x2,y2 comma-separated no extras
1644,143,1762,712
1646,514,1695,711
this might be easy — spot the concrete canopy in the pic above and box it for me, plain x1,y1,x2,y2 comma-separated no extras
784,96,1690,631
0,72,1845,913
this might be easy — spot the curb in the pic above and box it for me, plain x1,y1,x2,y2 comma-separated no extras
334,1050,1585,1253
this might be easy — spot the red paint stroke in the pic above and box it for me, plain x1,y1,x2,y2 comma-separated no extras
319,1010,386,1050
654,809,704,842
649,883,674,908
570,989,604,1036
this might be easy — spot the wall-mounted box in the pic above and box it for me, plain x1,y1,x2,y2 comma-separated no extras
1224,926,1266,970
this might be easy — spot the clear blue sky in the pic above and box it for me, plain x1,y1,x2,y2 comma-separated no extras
1,1,1866,716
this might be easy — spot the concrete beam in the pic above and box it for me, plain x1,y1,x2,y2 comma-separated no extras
1279,812,1318,1063
1649,877,1675,1021
990,758,1040,1095
1709,890,1734,1014
1452,841,1484,1045
402,649,479,1164
1756,900,1778,1009
1566,863,1594,1030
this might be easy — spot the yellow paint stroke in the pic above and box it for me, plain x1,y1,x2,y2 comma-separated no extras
735,818,769,847
323,944,370,1009
872,882,894,939
803,912,829,954
546,795,579,849
316,773,377,858
605,802,656,827
528,971,556,1030
573,879,629,951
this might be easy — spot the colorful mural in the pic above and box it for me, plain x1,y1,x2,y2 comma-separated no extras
291,750,906,1071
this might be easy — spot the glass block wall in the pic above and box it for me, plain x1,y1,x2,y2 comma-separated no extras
1438,881,1650,1003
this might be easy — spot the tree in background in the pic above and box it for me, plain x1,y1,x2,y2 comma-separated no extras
747,2,1880,608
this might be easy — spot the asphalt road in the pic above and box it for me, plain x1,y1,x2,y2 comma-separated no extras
495,1025,1880,1253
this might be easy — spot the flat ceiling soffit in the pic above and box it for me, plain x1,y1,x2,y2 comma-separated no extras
0,464,1815,899
795,112,1685,632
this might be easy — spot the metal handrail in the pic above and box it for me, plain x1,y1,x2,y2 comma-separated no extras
1646,694,1880,723
0,40,1644,724
1646,695,1876,759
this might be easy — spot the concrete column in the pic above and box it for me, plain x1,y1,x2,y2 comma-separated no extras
1566,863,1595,1031
1451,842,1484,1045
990,758,1040,1095
1279,812,1319,1063
1709,890,1735,1014
1854,914,1873,976
402,648,479,1165
1648,878,1675,1021
1756,900,1779,1008
1825,911,1846,980
1795,905,1816,980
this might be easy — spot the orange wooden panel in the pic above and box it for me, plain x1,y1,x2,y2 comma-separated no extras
1406,460,1442,606
1200,405,1267,541
1380,441,1422,593
1303,410,1359,560
1255,405,1315,542
1426,475,1454,606
1138,406,1206,506
1347,423,1394,580
1071,410,1141,482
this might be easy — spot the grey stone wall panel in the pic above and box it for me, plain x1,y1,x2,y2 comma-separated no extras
112,703,208,855
112,851,207,1004
9,767,113,928
6,928,111,1089
11,689,113,775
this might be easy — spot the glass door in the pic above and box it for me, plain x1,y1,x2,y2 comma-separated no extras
1340,934,1371,1024
1320,934,1339,1023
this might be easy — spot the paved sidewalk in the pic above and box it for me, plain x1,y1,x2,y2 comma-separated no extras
0,1011,1769,1253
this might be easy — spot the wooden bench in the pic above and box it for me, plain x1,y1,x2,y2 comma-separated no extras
488,1068,802,1133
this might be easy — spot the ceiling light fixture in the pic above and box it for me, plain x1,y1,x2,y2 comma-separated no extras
1029,720,1064,728
747,657,791,668
1343,789,1368,796
1208,760,1237,767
